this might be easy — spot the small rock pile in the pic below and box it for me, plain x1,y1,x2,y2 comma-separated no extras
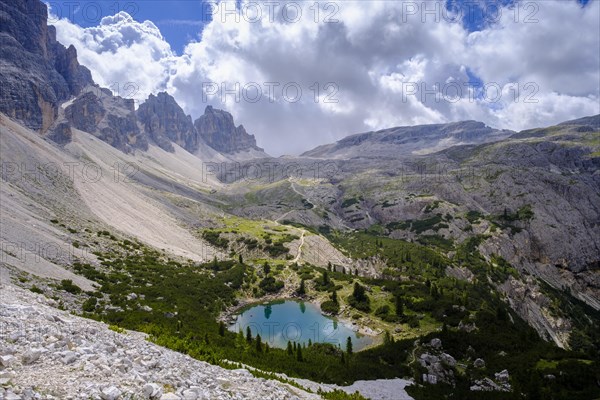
468,356,512,392
470,370,511,392
419,339,456,385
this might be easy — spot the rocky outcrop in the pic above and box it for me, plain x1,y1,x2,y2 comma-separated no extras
46,121,72,144
418,339,456,386
470,370,511,392
498,276,572,348
52,86,148,152
65,92,106,133
0,283,316,399
195,106,264,154
137,92,198,153
0,0,93,132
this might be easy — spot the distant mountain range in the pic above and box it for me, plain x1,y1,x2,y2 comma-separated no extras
302,120,515,159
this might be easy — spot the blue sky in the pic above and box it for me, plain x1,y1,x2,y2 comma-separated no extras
49,0,209,53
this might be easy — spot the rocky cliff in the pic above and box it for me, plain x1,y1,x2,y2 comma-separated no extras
48,86,148,152
195,106,264,154
137,92,199,153
0,0,93,132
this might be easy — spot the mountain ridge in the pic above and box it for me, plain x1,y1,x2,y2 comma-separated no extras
302,120,515,159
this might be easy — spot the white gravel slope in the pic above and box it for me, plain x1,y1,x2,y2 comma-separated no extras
66,129,222,263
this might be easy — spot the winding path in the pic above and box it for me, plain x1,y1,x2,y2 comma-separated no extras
408,340,420,367
292,229,307,263
275,209,293,223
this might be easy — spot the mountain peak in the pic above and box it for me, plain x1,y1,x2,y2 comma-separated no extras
0,0,93,132
194,107,264,155
137,91,198,153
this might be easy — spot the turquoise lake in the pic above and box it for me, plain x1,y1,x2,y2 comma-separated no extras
228,300,373,351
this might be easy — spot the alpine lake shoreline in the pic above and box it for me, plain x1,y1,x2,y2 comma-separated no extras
219,295,384,351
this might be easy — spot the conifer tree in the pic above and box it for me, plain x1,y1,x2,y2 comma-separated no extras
395,295,404,317
255,334,262,352
346,337,353,355
298,279,306,295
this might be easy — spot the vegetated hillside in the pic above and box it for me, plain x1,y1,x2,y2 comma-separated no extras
3,104,599,399
224,116,600,348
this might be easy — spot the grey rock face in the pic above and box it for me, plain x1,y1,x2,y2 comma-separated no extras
194,106,263,154
65,92,106,132
495,369,510,383
419,352,455,385
49,33,92,96
137,92,198,153
0,0,93,132
440,353,456,367
499,276,572,347
59,87,148,152
46,121,72,144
